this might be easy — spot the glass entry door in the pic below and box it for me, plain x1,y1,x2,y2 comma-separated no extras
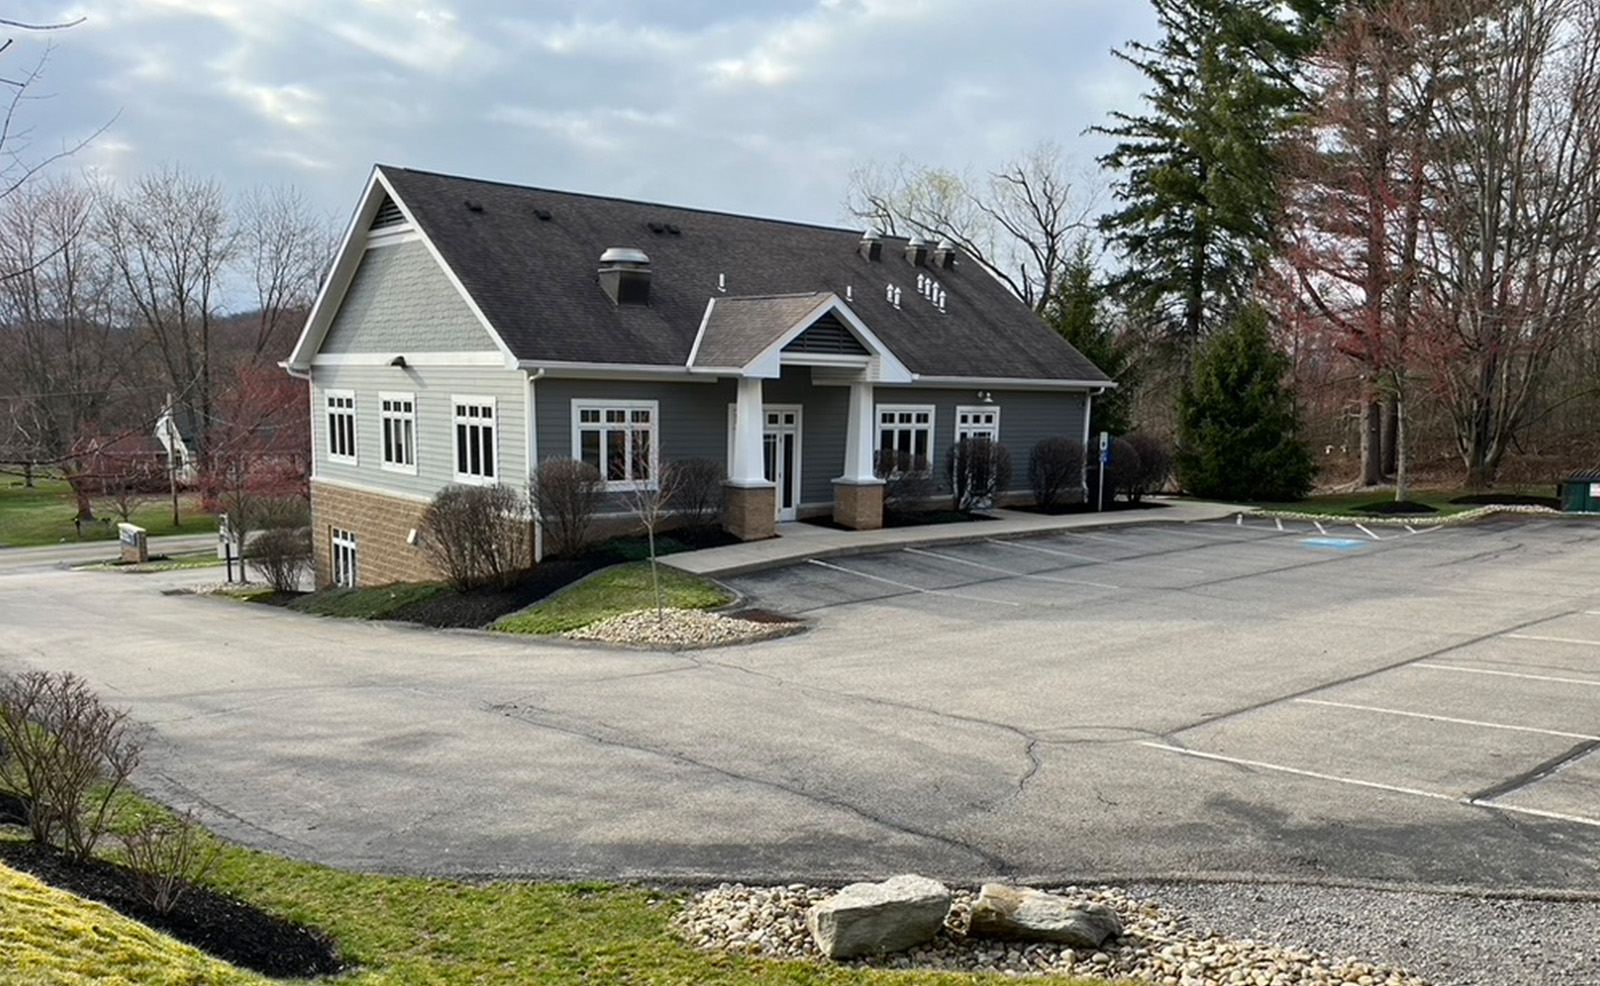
763,407,801,522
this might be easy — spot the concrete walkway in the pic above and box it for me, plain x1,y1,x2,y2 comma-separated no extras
662,498,1246,577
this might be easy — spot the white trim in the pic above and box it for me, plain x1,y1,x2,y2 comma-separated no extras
451,394,499,484
365,227,419,249
742,294,913,383
311,476,433,504
518,359,725,380
686,298,716,369
571,398,660,492
725,403,804,521
312,351,511,368
908,374,1115,390
325,389,358,465
875,403,937,477
378,391,418,476
954,404,1001,442
1080,392,1093,495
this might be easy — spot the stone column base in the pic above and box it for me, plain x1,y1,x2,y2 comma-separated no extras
722,483,777,541
832,480,884,531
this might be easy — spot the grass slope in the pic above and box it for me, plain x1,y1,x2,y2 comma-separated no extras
0,478,216,547
1258,490,1475,518
494,562,731,635
0,863,261,986
288,581,449,619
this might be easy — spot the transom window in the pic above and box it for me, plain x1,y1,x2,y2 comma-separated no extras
380,393,416,473
574,400,658,490
330,528,358,588
877,404,935,476
326,391,356,463
453,397,496,482
955,405,1000,443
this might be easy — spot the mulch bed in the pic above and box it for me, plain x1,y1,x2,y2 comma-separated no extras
802,510,996,531
1451,492,1562,509
0,837,342,979
1352,499,1439,515
388,527,744,629
1008,500,1168,516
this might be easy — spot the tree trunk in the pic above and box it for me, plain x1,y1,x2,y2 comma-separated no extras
1359,394,1383,486
1381,393,1398,478
1394,391,1409,503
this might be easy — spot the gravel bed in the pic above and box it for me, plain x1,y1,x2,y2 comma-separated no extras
1130,881,1600,986
674,882,1439,985
565,608,801,649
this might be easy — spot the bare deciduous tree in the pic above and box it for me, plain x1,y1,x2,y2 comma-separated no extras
237,184,335,360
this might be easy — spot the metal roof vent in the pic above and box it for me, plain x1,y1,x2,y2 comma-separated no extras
905,236,931,266
598,247,651,306
932,239,957,270
859,231,883,262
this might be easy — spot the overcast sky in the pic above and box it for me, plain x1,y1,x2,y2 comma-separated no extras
13,0,1157,235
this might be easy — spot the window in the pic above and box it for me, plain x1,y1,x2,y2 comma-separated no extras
955,405,1000,443
574,400,657,489
330,528,358,587
380,393,417,473
326,391,357,463
453,397,496,482
877,404,935,475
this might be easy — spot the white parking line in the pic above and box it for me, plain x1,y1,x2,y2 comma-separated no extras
1140,742,1600,828
1507,633,1600,648
904,547,1119,589
1412,664,1600,687
1355,523,1382,541
987,538,1205,575
1293,698,1600,742
805,559,1022,607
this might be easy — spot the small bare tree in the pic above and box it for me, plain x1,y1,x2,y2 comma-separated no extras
530,458,604,559
620,466,681,625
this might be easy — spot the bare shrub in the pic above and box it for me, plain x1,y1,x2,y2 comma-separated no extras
1124,432,1173,502
118,809,219,915
247,526,311,593
530,458,604,559
663,458,723,529
1029,437,1085,509
0,671,142,860
621,466,681,625
947,439,1014,513
874,449,936,519
1104,436,1142,502
421,484,529,590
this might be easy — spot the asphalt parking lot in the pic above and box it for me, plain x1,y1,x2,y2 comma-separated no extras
0,514,1597,891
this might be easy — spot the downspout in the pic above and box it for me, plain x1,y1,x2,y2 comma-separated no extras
526,368,545,562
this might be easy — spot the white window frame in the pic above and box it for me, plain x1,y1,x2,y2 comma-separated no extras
572,399,659,491
955,405,1001,443
452,396,498,484
379,392,417,475
325,390,357,465
330,528,358,588
876,403,936,477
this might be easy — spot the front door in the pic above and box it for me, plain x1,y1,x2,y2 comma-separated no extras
763,407,801,522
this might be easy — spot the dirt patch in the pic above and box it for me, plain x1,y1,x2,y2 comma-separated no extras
0,839,342,979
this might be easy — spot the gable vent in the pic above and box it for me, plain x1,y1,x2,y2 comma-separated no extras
783,313,869,356
371,195,406,230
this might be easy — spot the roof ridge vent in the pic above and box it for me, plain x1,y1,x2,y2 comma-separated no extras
599,247,651,306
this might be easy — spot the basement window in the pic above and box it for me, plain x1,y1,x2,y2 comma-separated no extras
331,528,358,588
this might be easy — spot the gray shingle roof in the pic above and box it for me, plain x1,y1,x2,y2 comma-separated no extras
378,166,1112,384
689,293,833,369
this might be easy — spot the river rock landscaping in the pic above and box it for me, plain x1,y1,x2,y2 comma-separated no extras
674,879,1433,986
565,607,804,649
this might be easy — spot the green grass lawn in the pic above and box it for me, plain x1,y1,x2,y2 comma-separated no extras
78,550,226,573
495,562,731,635
0,477,216,547
288,581,449,619
1257,490,1479,518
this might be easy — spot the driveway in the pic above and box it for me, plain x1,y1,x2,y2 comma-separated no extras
1,516,1598,890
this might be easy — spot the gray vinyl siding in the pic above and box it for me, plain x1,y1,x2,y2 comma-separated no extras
320,241,499,354
872,387,1088,494
311,363,527,499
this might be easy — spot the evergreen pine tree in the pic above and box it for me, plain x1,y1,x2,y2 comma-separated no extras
1176,304,1315,501
1043,243,1134,436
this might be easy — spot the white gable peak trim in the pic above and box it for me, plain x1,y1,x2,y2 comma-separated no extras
685,297,717,370
286,166,518,371
744,294,913,383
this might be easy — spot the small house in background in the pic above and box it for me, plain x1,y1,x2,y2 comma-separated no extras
283,166,1113,588
154,398,198,486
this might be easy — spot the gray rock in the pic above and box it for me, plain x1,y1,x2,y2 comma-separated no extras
806,874,952,959
967,883,1123,948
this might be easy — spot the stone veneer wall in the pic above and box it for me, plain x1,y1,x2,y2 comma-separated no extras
310,480,443,588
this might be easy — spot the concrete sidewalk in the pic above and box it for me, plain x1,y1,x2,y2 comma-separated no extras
662,498,1247,577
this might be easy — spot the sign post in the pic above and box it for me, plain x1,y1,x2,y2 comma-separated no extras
1097,431,1110,512
218,513,237,583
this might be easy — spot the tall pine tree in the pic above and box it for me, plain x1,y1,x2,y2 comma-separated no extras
1095,0,1338,356
1043,243,1135,436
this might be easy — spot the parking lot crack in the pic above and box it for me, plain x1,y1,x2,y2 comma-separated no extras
1469,739,1600,805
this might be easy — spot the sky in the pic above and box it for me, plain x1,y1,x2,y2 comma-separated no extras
10,0,1158,236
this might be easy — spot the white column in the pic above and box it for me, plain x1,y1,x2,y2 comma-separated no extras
1080,391,1095,494
838,380,879,483
729,376,771,486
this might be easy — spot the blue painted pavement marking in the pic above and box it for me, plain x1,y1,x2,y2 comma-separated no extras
1299,536,1367,552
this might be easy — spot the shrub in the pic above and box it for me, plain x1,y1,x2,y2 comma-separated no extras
118,809,219,915
1029,437,1085,509
530,459,604,559
0,671,141,860
421,484,529,590
247,526,311,593
1124,433,1173,502
874,449,936,519
947,439,1013,513
1103,437,1142,502
663,458,723,529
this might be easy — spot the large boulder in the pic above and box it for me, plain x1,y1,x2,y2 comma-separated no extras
966,884,1123,948
806,874,952,959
